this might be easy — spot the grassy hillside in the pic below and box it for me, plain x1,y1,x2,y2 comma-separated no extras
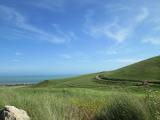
35,55,160,88
35,73,101,88
103,56,160,81
2,56,160,120
35,73,153,92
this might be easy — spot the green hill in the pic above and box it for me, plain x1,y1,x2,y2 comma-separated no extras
103,56,160,81
34,73,103,88
35,55,160,88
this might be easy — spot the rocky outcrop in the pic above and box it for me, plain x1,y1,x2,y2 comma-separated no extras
0,106,30,120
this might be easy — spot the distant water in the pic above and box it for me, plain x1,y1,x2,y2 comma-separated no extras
0,75,74,85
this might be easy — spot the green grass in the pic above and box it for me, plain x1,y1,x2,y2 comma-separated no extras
0,87,160,120
94,95,148,120
1,56,160,120
34,73,112,88
34,73,151,93
0,87,125,120
103,56,160,81
35,56,160,89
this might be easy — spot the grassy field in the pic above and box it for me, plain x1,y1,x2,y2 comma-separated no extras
0,86,160,120
0,87,117,120
0,56,160,120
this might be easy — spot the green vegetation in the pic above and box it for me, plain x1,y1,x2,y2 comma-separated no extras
94,91,160,120
0,87,160,120
103,56,160,81
0,87,128,120
34,73,99,88
94,95,147,120
35,56,160,89
1,56,160,120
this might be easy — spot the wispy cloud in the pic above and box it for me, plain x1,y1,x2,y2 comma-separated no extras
0,5,73,44
102,21,131,42
143,37,160,45
135,7,149,22
84,6,149,43
0,5,25,24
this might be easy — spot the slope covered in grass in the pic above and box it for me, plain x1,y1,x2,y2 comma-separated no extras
103,56,160,81
34,73,104,88
35,56,160,88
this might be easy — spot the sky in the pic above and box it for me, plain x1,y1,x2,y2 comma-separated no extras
0,0,160,75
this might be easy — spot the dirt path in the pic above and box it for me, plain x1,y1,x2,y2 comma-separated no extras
95,74,103,80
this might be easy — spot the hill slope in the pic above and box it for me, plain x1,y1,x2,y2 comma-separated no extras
35,55,160,88
34,73,106,88
103,56,160,81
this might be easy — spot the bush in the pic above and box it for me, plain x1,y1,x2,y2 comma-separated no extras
144,89,160,120
94,96,147,120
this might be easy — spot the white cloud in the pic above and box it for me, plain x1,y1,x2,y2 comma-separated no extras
103,22,131,42
84,6,149,43
143,37,160,45
85,19,131,42
0,5,73,44
0,5,25,24
135,7,149,22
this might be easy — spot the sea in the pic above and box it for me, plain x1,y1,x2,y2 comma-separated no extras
0,75,75,85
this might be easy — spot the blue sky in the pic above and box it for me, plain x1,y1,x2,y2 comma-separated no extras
0,0,160,75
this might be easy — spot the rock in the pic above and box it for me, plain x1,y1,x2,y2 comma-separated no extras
0,105,30,120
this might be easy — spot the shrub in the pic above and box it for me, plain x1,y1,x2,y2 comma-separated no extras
144,89,160,120
94,96,147,120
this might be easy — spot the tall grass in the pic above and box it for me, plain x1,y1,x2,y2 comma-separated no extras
94,88,160,120
0,87,160,120
0,88,109,120
94,95,148,120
